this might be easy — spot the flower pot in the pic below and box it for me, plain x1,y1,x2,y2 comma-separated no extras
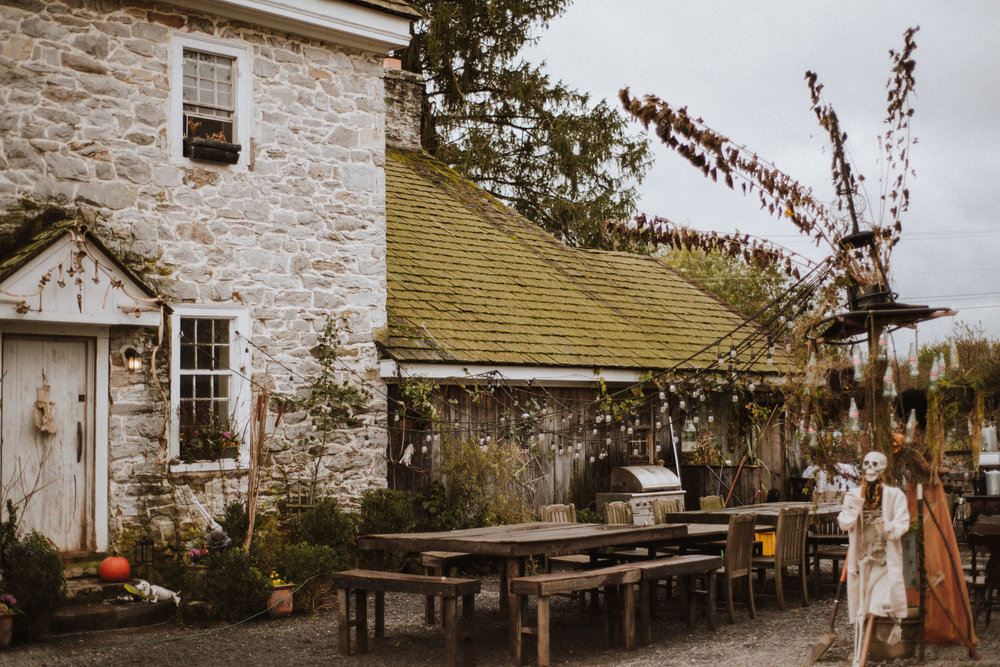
0,614,12,648
267,585,294,618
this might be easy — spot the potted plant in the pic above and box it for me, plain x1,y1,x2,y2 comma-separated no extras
267,572,294,618
0,594,18,648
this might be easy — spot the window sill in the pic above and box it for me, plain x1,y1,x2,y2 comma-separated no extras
169,457,248,474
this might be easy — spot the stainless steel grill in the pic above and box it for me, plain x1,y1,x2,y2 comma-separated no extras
596,465,686,525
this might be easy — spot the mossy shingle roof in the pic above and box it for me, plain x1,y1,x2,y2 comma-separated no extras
384,149,776,373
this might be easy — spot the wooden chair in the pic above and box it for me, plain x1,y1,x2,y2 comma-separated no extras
808,517,848,593
540,503,576,523
604,501,634,525
699,495,724,511
651,497,683,524
715,512,758,623
752,506,810,609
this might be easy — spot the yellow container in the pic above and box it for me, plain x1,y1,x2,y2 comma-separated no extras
755,531,775,556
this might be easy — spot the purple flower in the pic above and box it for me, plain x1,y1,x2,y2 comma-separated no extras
0,593,16,607
221,431,232,440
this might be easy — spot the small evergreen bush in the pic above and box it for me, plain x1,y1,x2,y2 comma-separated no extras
359,488,414,571
295,498,357,569
273,542,338,613
204,547,271,622
2,530,66,640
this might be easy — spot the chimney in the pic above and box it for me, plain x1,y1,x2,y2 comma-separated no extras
383,58,424,152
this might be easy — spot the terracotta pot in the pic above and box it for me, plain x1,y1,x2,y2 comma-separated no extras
0,614,12,648
267,585,294,618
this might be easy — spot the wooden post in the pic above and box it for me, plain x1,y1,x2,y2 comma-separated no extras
443,595,458,667
355,589,368,653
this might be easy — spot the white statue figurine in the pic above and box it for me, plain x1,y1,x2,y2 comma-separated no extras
838,451,910,667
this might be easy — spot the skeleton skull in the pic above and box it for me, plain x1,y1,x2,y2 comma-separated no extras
862,451,888,482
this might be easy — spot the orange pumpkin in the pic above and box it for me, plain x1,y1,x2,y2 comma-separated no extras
99,555,131,582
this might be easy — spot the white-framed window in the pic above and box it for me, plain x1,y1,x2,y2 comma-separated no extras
169,33,252,167
170,306,251,471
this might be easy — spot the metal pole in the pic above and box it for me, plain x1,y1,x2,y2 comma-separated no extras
918,483,926,662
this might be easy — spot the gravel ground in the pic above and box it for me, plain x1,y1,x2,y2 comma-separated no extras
3,575,996,666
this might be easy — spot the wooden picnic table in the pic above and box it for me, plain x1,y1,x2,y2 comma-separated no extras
658,501,842,526
359,521,689,653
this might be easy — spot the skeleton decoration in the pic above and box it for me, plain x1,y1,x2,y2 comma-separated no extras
838,450,910,667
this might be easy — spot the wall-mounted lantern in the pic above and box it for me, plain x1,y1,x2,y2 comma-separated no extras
124,348,142,374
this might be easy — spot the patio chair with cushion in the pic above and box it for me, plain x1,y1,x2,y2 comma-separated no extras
752,505,810,609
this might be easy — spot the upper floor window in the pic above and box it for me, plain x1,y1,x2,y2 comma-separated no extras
170,34,251,167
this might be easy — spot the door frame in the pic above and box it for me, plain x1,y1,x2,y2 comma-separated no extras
0,322,109,552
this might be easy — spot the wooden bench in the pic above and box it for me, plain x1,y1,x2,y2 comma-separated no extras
510,564,641,666
421,551,478,624
331,569,480,667
808,518,848,592
626,554,722,642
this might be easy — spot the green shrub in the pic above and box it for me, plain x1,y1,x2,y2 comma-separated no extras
359,488,414,571
273,542,338,613
416,481,463,531
2,530,66,641
204,547,271,622
218,501,250,546
295,498,357,570
576,507,603,524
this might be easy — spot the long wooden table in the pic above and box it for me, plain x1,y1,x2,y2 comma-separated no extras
658,501,842,526
359,521,689,652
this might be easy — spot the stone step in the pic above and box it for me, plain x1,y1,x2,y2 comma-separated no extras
64,577,125,605
50,599,177,635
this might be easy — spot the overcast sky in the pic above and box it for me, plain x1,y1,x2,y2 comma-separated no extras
525,0,1000,345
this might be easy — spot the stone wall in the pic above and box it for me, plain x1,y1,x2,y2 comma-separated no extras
0,1,389,540
384,65,424,152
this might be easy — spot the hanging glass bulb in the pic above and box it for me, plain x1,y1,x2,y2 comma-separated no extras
576,442,583,450
655,444,662,452
669,384,677,393
659,390,666,401
425,433,432,442
632,447,639,456
748,382,755,392
620,423,626,432
678,399,686,410
606,437,612,445
700,392,707,402
848,397,860,434
627,425,633,435
692,415,699,425
884,363,894,387
928,362,939,392
421,444,428,453
882,379,894,398
480,444,488,452
589,455,595,463
684,418,696,433
732,392,739,403
808,426,818,447
717,350,725,365
853,347,863,382
877,332,888,361
730,343,737,358
905,409,917,444
592,427,598,435
938,353,947,378
707,412,714,424
950,341,959,371
660,403,668,413
908,343,918,378
655,420,662,429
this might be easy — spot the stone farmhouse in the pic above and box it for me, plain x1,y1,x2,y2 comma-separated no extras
0,0,419,553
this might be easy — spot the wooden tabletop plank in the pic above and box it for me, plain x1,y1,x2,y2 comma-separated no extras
357,521,689,557
659,502,841,526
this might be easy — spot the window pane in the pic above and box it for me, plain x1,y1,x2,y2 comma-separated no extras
213,319,228,343
195,374,211,397
180,341,194,370
215,375,229,399
196,319,213,344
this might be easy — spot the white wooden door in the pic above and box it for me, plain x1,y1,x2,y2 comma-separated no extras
1,335,95,552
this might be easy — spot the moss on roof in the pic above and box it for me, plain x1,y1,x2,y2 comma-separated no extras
0,218,161,302
385,149,783,374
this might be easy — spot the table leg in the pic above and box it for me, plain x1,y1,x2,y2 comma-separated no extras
336,588,350,655
506,556,523,654
538,595,550,667
707,571,717,631
462,593,476,667
375,590,385,638
443,595,458,667
356,589,369,653
624,583,636,650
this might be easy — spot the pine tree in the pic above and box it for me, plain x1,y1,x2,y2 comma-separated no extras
396,0,651,249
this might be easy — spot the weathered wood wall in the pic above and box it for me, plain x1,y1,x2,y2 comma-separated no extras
386,384,789,513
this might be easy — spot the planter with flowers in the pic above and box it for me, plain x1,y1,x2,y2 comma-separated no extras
267,572,294,618
0,594,18,648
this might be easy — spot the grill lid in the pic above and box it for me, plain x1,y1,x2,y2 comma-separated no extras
611,465,682,493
